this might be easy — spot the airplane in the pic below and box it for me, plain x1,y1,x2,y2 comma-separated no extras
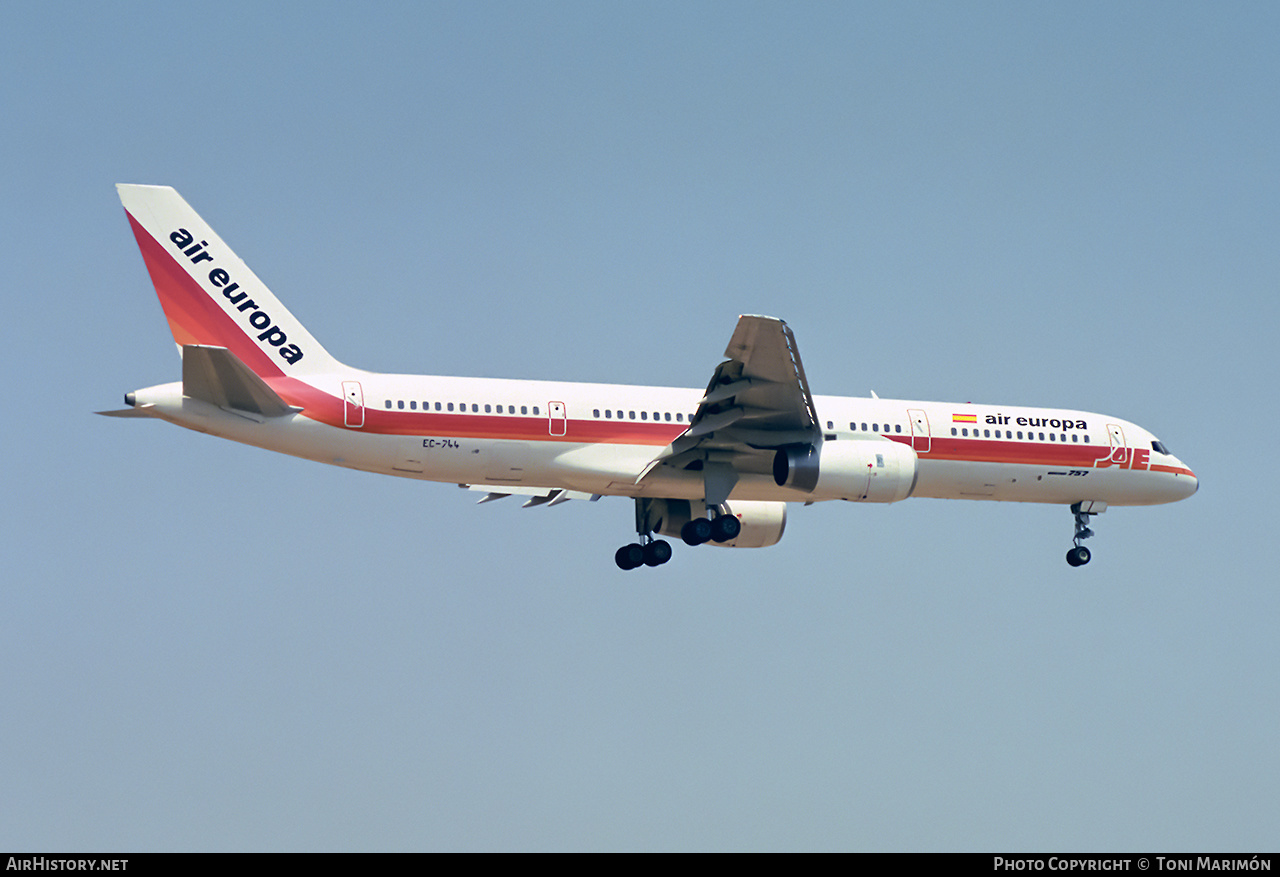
100,184,1198,569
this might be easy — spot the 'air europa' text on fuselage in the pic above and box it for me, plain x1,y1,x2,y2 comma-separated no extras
984,413,1089,430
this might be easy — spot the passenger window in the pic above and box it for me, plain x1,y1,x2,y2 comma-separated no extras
951,427,957,436
533,407,540,416
593,409,600,418
629,411,636,420
895,424,902,433
384,400,392,409
665,412,672,422
984,429,990,437
676,413,684,422
447,403,454,412
605,410,612,418
397,400,404,410
641,411,648,420
962,428,968,437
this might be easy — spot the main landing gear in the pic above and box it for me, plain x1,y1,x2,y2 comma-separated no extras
1067,501,1103,567
679,511,741,546
614,499,742,570
614,539,672,570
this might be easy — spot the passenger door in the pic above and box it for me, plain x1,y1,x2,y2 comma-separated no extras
342,381,364,428
548,401,567,436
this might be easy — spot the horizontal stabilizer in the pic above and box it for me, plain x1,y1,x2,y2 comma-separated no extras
182,344,300,418
95,404,158,418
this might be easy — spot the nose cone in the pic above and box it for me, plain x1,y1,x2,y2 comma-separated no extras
1168,459,1198,500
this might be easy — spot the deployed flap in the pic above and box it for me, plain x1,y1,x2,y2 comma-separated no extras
461,484,600,504
641,315,823,486
182,344,300,418
698,315,820,445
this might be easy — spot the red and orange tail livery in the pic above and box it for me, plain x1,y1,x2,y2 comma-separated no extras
117,184,341,378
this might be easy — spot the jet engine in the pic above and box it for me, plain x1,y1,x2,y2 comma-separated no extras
773,439,918,503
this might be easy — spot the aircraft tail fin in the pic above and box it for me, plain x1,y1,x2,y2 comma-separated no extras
117,184,343,378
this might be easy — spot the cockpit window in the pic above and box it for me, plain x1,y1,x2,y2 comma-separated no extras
1151,440,1170,455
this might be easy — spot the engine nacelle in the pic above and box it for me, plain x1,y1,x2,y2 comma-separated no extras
647,498,788,548
773,439,918,503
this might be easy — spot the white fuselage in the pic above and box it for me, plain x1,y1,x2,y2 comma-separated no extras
129,371,1198,509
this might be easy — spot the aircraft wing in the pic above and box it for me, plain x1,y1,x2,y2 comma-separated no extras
639,315,822,503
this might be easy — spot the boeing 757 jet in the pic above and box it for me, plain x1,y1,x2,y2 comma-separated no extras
100,185,1197,568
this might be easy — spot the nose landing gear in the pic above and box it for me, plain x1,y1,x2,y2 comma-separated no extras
1066,544,1091,567
1067,501,1105,567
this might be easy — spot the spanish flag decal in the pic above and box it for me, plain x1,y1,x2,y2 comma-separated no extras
952,413,978,423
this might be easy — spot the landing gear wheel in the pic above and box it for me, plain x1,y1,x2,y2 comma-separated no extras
615,543,645,570
710,513,742,543
681,518,713,546
643,540,673,567
1066,503,1100,567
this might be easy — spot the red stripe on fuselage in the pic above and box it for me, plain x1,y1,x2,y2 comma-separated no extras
125,219,1161,464
347,406,683,444
1149,463,1195,478
887,433,1110,468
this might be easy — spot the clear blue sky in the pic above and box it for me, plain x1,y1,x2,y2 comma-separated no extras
2,1,1276,851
